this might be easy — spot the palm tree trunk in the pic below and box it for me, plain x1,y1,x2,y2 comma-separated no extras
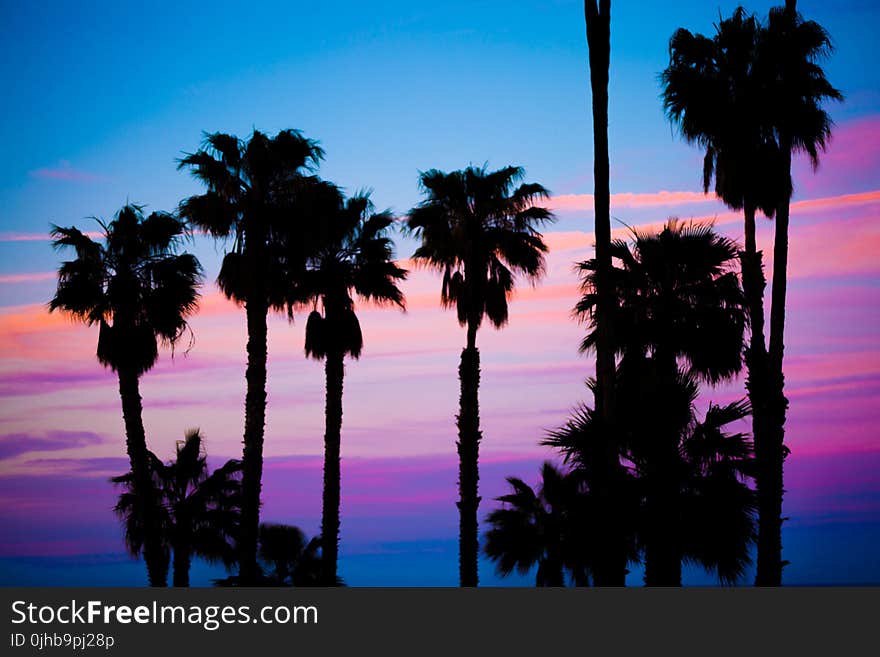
756,146,793,587
117,367,167,587
584,0,625,587
643,455,682,586
643,354,682,587
457,321,482,587
739,204,777,586
172,545,191,587
537,559,565,587
238,297,269,585
321,349,345,586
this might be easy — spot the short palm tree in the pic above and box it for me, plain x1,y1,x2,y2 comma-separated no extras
49,204,202,586
299,184,406,585
542,396,641,584
545,374,755,586
757,0,842,586
257,523,330,586
178,130,323,583
576,221,746,585
112,429,241,587
680,397,756,584
407,165,554,586
485,462,592,586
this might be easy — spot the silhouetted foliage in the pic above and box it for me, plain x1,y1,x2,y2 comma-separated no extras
587,221,746,585
662,0,841,585
49,204,202,586
577,220,746,385
485,462,593,586
112,429,241,587
407,164,554,586
295,182,407,585
178,129,323,584
214,523,338,587
540,373,756,586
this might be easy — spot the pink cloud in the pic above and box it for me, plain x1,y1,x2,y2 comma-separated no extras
549,190,717,212
29,164,106,183
0,272,55,284
0,230,103,243
0,232,52,242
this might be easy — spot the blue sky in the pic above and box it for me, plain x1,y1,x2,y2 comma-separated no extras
2,1,877,246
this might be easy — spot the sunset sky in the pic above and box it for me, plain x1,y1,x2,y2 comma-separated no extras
0,0,878,585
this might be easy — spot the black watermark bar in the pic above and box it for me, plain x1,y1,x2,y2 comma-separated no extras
2,587,876,655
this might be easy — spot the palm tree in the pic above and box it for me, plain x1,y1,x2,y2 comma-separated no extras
545,375,756,586
407,165,554,586
576,221,746,585
583,0,626,587
757,0,842,586
257,523,331,586
178,130,323,584
662,11,781,516
49,204,202,586
112,429,241,587
662,1,841,587
299,184,406,585
680,398,756,585
485,462,592,586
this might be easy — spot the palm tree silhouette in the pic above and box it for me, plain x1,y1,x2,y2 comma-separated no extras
576,221,746,585
178,130,323,584
662,13,780,557
49,205,202,586
757,0,842,586
680,397,756,584
485,462,592,586
583,0,625,587
257,523,334,586
214,523,334,586
545,374,755,586
298,183,407,585
112,429,241,587
407,165,554,586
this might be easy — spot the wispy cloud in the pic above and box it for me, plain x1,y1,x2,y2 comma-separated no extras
0,272,55,284
549,190,718,212
548,188,880,218
29,162,106,183
0,230,102,243
0,430,106,461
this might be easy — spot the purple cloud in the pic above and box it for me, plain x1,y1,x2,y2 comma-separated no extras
0,430,107,460
0,368,115,397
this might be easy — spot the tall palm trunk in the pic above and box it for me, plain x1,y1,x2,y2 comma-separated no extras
739,204,778,586
584,0,624,586
320,349,345,586
117,367,167,587
239,296,269,584
457,320,482,587
756,145,793,586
